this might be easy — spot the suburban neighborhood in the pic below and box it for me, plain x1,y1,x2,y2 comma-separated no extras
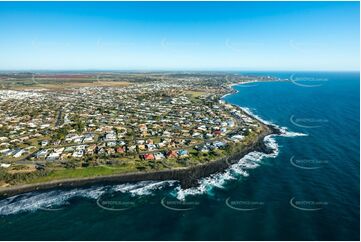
0,73,269,186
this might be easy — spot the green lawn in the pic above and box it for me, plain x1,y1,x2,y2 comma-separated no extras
27,165,138,184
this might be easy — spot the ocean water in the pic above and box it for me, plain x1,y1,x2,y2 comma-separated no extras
0,72,359,240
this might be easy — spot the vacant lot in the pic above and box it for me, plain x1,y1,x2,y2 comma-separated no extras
0,79,131,90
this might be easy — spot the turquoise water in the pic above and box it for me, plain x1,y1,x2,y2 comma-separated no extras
0,72,359,240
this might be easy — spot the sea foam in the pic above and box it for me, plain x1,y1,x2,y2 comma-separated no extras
0,180,178,215
174,107,307,200
113,180,176,196
0,186,106,215
0,104,308,213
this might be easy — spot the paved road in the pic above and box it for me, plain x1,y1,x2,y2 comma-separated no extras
55,108,63,127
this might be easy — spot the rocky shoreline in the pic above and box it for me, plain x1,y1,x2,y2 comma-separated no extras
0,123,280,198
0,81,282,199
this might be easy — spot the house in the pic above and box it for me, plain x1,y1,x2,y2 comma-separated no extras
157,142,166,149
47,152,61,161
107,141,117,147
53,147,65,153
205,133,213,139
213,141,226,149
138,144,146,151
227,120,235,127
19,136,30,142
197,125,207,131
86,144,97,155
65,133,75,143
0,137,9,142
0,142,10,148
154,152,165,160
64,146,75,153
97,147,106,155
13,149,26,158
72,149,84,158
104,132,117,142
117,140,126,146
73,135,83,144
192,132,202,138
181,130,190,136
3,149,14,156
25,146,36,151
143,153,155,160
139,124,147,132
213,130,222,136
178,149,189,158
0,163,11,168
196,145,209,153
128,145,137,153
0,148,10,155
82,133,94,143
52,140,61,146
163,131,171,137
231,135,244,142
116,147,125,154
60,153,72,160
36,149,48,159
41,140,49,147
147,144,157,151
106,148,115,155
167,150,178,158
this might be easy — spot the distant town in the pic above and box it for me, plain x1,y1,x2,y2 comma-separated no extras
0,72,277,188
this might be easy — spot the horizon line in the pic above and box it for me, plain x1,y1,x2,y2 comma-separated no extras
0,69,359,73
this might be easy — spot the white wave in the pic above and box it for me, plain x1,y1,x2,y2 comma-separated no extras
239,106,273,125
174,147,277,201
239,107,308,137
278,126,308,137
0,186,106,215
113,180,176,196
174,80,308,199
174,130,285,200
0,107,308,209
175,169,241,200
0,180,178,215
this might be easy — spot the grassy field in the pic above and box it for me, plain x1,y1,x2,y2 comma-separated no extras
27,165,139,184
183,90,207,98
0,79,131,90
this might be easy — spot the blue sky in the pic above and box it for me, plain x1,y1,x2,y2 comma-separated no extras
0,1,359,71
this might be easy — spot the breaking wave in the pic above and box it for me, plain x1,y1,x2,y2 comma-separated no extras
0,186,106,215
174,108,307,200
240,106,307,138
113,180,176,196
174,137,278,200
0,105,308,212
0,181,177,215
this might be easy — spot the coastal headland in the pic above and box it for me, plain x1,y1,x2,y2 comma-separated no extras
0,72,282,198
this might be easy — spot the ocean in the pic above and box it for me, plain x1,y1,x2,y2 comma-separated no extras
0,71,359,240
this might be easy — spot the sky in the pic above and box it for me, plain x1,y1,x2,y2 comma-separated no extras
0,1,359,71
